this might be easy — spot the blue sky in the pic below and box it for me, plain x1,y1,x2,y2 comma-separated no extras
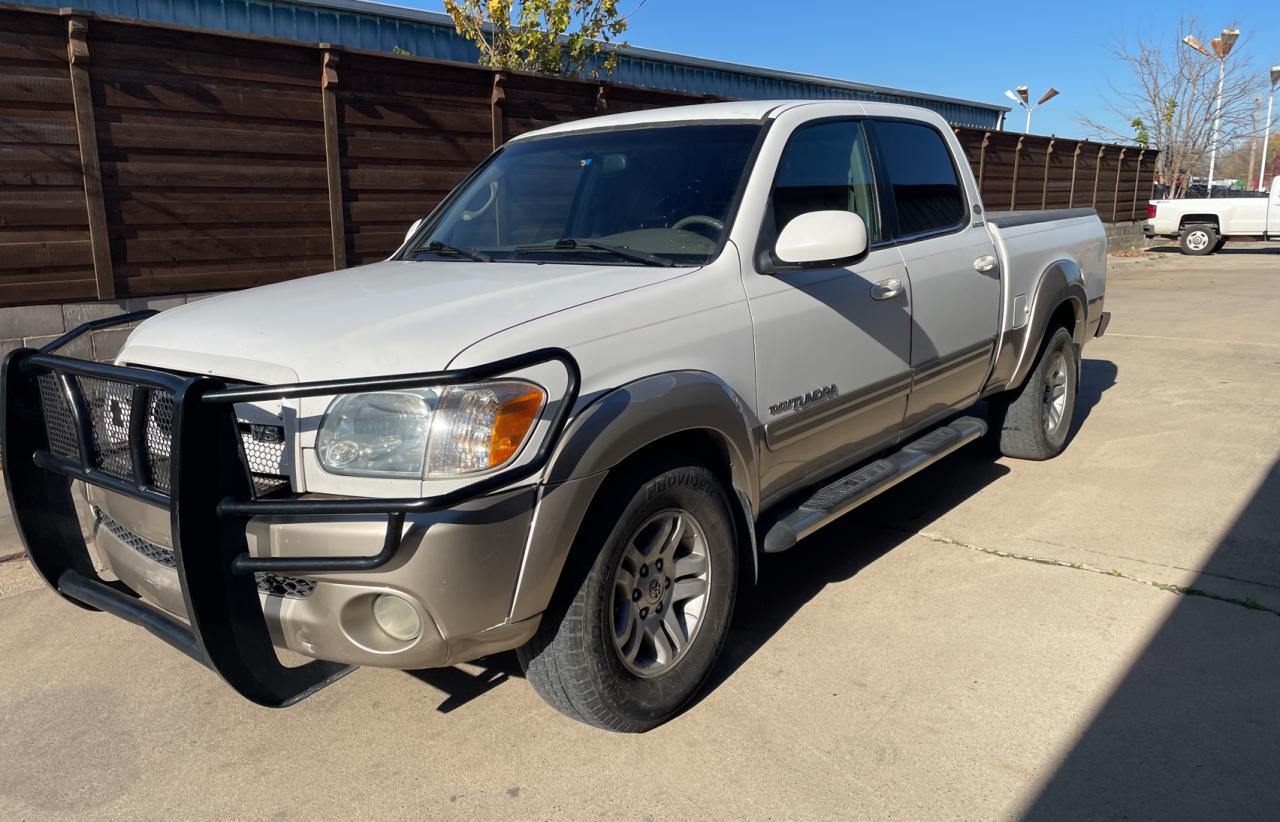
403,0,1280,140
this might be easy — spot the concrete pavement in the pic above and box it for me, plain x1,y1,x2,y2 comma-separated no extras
2,244,1279,819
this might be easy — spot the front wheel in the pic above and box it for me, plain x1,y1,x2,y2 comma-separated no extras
518,459,738,732
989,326,1078,460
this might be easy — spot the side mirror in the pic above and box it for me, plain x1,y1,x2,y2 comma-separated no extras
402,218,425,247
769,211,869,272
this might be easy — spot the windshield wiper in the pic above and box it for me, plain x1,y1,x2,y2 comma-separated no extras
513,238,673,267
415,240,492,262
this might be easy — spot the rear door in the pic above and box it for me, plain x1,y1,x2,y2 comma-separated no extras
867,118,1000,431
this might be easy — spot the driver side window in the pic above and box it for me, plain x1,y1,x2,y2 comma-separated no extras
770,120,881,243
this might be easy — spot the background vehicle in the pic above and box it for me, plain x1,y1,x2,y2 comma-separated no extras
3,101,1108,731
1145,177,1280,254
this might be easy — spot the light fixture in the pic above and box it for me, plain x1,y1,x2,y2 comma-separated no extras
1215,28,1239,58
1182,35,1212,58
372,594,422,642
1002,85,1058,133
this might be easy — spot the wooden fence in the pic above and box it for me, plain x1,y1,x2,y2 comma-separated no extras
0,4,1157,308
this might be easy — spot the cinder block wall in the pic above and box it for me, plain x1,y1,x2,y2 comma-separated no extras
1105,221,1158,252
0,294,214,363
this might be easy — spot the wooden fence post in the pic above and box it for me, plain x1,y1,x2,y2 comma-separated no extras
1068,143,1082,207
65,14,115,300
1041,138,1055,209
1111,147,1127,222
1091,146,1106,210
1010,135,1025,209
319,47,346,270
490,72,507,148
976,131,991,194
1130,149,1145,220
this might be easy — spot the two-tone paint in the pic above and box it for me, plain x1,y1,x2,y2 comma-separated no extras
89,100,1107,672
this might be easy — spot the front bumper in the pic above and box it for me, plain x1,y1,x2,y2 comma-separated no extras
86,483,541,671
1,336,578,707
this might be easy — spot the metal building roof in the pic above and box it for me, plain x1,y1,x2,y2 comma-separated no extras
32,0,1009,128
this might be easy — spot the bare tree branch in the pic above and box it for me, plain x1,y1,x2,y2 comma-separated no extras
1080,16,1265,196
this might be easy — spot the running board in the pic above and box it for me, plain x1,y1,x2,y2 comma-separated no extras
761,416,987,553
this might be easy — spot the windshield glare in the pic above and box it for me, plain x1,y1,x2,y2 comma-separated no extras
413,123,762,266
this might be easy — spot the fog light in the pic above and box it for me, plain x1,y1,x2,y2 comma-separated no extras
372,594,422,642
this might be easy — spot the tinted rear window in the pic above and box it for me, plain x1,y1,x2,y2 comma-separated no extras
872,121,967,237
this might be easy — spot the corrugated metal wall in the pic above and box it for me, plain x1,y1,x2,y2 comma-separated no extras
18,0,1006,128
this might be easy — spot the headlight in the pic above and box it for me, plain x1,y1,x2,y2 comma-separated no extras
316,380,545,479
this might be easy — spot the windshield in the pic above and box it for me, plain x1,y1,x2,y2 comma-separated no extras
410,123,762,266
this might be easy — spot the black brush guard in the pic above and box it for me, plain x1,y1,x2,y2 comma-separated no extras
0,315,580,708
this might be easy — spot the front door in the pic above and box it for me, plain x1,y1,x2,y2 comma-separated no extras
743,118,913,502
867,118,1001,431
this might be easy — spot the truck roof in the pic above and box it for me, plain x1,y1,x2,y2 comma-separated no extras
510,100,946,141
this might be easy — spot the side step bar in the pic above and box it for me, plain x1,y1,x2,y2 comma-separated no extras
762,416,987,553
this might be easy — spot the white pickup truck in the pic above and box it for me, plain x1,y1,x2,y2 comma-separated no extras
1144,176,1280,254
3,101,1108,731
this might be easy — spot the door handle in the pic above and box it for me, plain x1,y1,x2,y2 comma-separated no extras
973,255,998,273
871,278,903,301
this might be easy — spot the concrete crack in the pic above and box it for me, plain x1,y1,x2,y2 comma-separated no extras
909,529,1280,618
1018,536,1280,593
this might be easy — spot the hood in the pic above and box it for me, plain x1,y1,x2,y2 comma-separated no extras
120,259,687,382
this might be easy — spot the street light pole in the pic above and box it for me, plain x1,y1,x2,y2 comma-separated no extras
1208,57,1226,198
1183,29,1239,199
1259,66,1280,192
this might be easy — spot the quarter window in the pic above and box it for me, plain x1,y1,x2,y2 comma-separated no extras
769,120,880,243
871,120,967,237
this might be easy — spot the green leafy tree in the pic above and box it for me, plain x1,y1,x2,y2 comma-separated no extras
443,0,629,78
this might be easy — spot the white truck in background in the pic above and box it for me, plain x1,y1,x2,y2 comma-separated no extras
1144,177,1280,254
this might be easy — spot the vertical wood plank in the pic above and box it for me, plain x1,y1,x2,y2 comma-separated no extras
1112,147,1127,223
1010,136,1025,210
1091,146,1106,210
65,15,115,300
490,72,506,149
977,131,990,194
1041,138,1055,209
1130,150,1145,220
1068,143,1082,207
320,47,346,270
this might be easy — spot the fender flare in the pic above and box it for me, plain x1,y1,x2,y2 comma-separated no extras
987,260,1088,394
508,371,761,623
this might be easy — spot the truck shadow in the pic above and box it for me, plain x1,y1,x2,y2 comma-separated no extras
1067,358,1117,445
1147,244,1280,255
406,359,1117,715
698,448,1011,705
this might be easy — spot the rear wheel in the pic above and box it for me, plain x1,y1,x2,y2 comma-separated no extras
1179,224,1217,255
518,459,738,732
989,326,1078,460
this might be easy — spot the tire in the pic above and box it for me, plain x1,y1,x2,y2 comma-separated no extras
1179,224,1218,256
988,326,1078,460
518,458,739,732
